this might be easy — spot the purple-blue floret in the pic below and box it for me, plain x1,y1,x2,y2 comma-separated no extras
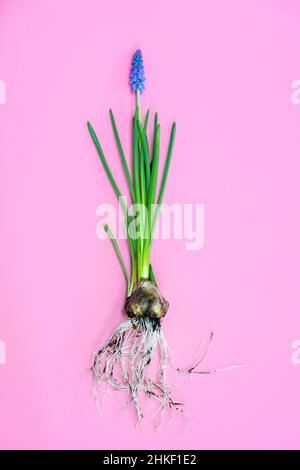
129,49,145,92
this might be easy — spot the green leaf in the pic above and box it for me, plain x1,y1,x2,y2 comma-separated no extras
133,110,143,280
148,123,160,228
157,122,176,206
133,111,141,205
151,122,176,243
109,109,135,203
142,122,160,273
87,121,126,212
137,120,150,193
149,264,157,285
143,109,150,162
143,109,150,133
88,120,136,291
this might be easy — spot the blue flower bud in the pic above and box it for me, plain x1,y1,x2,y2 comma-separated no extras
129,49,145,93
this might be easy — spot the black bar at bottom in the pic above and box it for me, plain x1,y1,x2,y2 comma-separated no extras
0,449,299,465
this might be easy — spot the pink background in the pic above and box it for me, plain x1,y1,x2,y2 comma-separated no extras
1,0,300,450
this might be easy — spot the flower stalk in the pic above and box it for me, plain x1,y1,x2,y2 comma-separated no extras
88,49,176,293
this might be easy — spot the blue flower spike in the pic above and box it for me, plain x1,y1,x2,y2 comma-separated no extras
129,49,145,93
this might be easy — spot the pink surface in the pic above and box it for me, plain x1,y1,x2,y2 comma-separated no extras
1,0,300,450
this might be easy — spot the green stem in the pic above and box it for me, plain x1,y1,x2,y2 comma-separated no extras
133,99,143,281
136,90,141,116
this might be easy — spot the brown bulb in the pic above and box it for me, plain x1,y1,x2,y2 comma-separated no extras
125,279,169,321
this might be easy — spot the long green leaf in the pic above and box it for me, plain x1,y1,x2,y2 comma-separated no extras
87,121,126,212
88,121,136,290
143,109,150,133
151,122,176,242
109,109,135,203
143,109,150,161
137,120,150,192
133,112,141,205
157,122,176,206
148,124,160,228
133,110,143,280
142,122,160,273
154,112,158,130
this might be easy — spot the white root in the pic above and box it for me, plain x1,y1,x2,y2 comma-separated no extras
92,317,244,427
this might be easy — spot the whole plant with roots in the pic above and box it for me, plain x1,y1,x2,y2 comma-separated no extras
87,50,242,427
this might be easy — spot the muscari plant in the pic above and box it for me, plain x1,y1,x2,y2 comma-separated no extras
87,50,239,426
